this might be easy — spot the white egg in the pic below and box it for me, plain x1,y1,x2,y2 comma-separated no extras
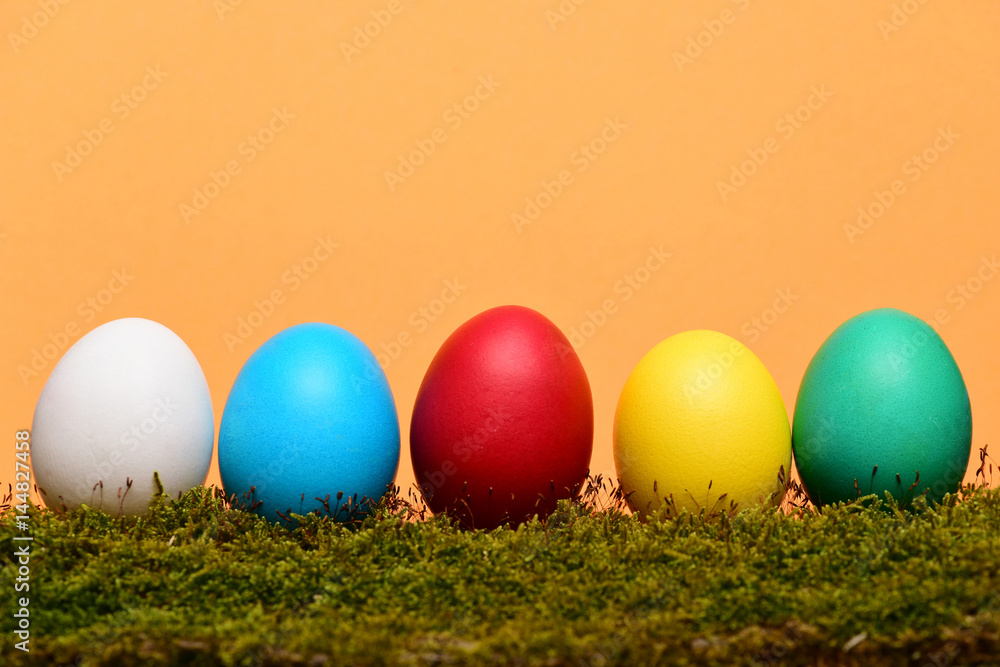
31,318,214,515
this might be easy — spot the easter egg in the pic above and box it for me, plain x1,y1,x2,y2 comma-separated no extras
614,330,791,519
219,323,400,524
792,308,972,507
410,305,593,529
31,318,214,515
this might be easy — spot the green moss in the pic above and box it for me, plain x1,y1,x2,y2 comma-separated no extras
2,480,1000,666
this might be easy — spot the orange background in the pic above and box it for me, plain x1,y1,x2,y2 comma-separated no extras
3,1,998,503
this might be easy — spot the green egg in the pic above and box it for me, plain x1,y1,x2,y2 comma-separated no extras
792,308,972,507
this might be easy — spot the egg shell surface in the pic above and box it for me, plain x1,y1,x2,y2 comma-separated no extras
219,322,400,524
792,308,972,507
614,330,791,519
410,305,594,529
31,317,215,515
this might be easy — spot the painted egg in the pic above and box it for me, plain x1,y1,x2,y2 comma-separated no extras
410,305,593,529
793,308,972,507
31,318,214,515
614,330,791,519
219,323,400,524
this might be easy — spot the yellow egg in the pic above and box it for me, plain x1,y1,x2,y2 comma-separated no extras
613,330,791,519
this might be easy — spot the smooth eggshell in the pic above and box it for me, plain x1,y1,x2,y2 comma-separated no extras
793,308,972,506
614,330,791,519
219,323,400,524
31,318,215,515
410,305,593,529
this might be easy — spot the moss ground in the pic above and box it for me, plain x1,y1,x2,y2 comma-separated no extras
3,467,1000,666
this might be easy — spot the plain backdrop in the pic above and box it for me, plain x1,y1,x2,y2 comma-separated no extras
2,0,998,503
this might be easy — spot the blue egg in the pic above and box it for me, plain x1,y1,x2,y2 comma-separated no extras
219,323,400,525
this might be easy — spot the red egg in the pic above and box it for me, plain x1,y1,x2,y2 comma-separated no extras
410,305,594,529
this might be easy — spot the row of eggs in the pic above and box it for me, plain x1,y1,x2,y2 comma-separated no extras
30,306,973,528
